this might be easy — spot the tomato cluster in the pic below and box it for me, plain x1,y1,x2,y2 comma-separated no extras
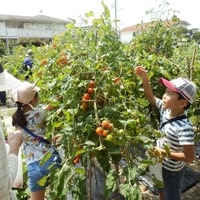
96,119,114,137
113,77,121,85
52,43,57,48
81,81,95,111
73,154,81,165
41,59,48,65
73,146,83,165
57,55,68,65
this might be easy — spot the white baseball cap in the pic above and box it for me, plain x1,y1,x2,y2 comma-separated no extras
27,49,33,55
12,81,40,104
159,77,197,104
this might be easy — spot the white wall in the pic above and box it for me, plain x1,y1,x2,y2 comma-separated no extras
0,22,5,28
120,31,134,43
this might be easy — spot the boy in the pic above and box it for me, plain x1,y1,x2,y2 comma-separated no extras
135,66,196,200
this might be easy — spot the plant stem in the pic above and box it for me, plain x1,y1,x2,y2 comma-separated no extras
88,156,92,200
94,99,103,147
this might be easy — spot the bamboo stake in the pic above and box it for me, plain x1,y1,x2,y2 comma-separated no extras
190,46,197,80
189,46,200,135
88,159,92,200
186,57,190,80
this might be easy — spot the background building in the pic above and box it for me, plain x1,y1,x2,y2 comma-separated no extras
0,14,71,50
120,19,191,43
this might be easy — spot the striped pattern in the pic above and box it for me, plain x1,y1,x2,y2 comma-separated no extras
156,99,194,171
0,123,18,200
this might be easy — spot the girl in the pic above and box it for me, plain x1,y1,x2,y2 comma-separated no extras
12,81,61,200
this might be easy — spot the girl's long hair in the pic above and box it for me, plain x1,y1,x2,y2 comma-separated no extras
12,102,27,128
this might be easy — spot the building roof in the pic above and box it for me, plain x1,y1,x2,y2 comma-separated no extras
0,14,71,24
120,19,191,32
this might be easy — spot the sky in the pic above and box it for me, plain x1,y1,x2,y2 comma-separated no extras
0,0,200,30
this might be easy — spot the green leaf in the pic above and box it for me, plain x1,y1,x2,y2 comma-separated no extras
136,135,153,143
85,140,95,146
37,175,48,186
105,169,118,192
151,176,165,188
108,148,120,154
75,149,87,156
39,152,52,166
75,167,85,174
120,183,142,200
136,98,150,106
85,11,94,18
52,121,63,128
194,108,200,115
119,120,128,126
102,1,110,19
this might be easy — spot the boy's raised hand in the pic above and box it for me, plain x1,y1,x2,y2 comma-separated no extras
134,66,148,80
134,66,156,105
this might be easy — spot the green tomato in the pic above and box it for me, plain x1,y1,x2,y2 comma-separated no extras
106,134,113,142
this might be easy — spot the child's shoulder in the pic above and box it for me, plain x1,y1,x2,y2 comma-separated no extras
177,117,194,132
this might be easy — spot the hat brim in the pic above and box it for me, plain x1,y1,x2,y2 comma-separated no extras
159,78,178,92
0,70,22,91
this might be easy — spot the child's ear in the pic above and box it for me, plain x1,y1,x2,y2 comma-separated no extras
180,99,188,108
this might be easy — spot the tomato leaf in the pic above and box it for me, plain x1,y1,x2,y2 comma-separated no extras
136,98,150,107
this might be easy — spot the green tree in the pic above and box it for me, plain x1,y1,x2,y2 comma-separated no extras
0,40,6,56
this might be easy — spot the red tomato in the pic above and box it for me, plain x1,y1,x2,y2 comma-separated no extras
96,127,103,135
89,81,95,88
73,157,79,165
113,77,121,85
102,130,109,137
101,120,109,128
81,103,88,111
41,59,47,65
108,123,113,130
88,87,94,93
83,93,90,100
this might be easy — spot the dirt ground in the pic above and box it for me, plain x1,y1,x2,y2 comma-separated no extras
142,159,200,200
182,160,200,200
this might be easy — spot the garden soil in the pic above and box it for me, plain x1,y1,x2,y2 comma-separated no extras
142,160,200,200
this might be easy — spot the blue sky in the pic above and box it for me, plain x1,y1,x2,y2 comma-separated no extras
0,0,199,29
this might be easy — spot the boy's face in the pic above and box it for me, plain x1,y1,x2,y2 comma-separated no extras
162,88,187,110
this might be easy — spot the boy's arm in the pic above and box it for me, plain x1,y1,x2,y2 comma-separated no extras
157,145,195,163
135,66,157,106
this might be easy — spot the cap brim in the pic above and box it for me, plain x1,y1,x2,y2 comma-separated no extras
159,78,178,92
0,70,22,91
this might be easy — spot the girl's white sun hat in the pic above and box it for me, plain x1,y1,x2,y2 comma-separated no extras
12,81,40,104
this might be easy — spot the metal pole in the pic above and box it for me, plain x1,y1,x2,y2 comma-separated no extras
115,0,117,34
6,28,9,55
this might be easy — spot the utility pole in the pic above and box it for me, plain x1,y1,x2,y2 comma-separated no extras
114,0,123,35
114,0,117,34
